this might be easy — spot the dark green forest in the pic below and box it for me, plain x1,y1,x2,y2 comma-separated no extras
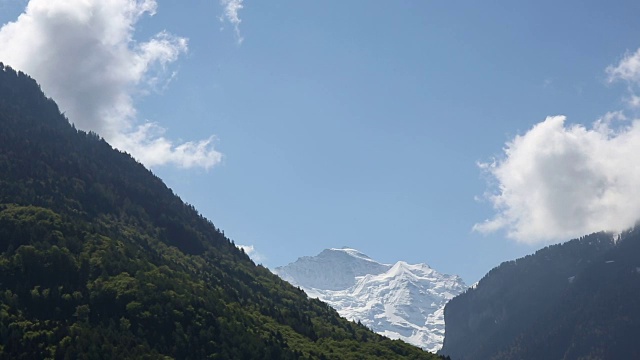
0,63,444,359
441,228,640,360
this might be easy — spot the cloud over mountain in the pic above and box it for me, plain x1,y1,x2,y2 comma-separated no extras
476,44,640,244
475,113,640,243
237,244,266,263
0,0,222,169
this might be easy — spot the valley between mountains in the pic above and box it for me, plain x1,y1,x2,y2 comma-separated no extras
3,63,640,359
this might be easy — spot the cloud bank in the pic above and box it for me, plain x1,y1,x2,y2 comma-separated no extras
0,0,222,169
474,113,640,243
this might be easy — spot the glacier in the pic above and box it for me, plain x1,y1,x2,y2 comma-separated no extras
274,247,467,352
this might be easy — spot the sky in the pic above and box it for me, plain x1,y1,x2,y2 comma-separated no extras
2,0,640,283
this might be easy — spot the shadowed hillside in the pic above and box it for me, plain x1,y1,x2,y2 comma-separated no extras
0,63,443,360
441,229,640,360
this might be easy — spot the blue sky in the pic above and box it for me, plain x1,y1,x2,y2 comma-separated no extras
2,0,640,283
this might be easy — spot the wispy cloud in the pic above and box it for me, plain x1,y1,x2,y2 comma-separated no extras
607,48,640,84
607,48,640,108
238,244,265,263
0,0,222,169
220,0,244,44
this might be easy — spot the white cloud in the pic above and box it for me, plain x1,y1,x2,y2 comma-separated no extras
0,0,222,169
607,48,640,108
220,0,244,44
607,48,640,84
477,45,640,243
474,114,640,244
237,244,265,263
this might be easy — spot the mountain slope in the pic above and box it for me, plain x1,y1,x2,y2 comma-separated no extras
440,229,640,359
0,63,442,359
275,248,466,352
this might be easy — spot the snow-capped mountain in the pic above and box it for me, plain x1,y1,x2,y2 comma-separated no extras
274,247,467,352
275,248,390,290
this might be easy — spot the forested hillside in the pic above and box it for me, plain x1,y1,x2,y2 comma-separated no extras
441,228,640,359
0,63,443,359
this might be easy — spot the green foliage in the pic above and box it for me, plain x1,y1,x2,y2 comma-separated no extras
0,64,443,359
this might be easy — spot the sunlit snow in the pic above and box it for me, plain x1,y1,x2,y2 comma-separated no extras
274,248,467,352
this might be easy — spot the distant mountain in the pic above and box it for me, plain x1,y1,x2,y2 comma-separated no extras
275,248,390,291
0,64,443,359
275,248,467,352
440,229,640,360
